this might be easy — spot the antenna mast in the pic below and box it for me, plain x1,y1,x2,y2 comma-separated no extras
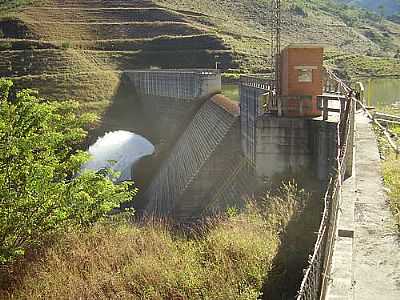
270,0,282,112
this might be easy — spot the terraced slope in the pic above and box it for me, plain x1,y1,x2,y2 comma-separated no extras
156,0,400,76
1,0,400,110
0,0,236,114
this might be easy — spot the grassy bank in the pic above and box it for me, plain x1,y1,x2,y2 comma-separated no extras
1,185,305,300
382,156,400,231
325,52,400,79
374,107,400,231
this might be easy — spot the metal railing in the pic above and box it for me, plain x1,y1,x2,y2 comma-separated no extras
124,69,221,101
296,70,355,300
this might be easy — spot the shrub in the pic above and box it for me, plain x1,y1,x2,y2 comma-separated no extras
0,41,11,51
61,41,71,49
0,79,135,264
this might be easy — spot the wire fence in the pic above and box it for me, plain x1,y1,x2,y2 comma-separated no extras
296,71,355,300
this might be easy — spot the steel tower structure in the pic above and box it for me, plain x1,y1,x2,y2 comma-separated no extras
270,0,282,112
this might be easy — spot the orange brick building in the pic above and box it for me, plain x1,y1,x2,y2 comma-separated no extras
280,44,324,117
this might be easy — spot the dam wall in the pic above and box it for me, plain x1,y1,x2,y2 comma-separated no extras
121,69,221,145
144,95,250,217
254,116,337,181
240,78,337,182
124,69,221,100
240,77,272,165
172,95,256,218
96,69,223,212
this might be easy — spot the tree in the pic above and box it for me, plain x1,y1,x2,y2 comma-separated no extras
0,79,136,263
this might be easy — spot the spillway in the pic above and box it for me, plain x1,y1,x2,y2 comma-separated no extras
82,130,155,182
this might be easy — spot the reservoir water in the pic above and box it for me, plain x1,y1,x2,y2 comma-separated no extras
222,84,239,102
82,130,155,182
361,78,400,106
222,79,400,107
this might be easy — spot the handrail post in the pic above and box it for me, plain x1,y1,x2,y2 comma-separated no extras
323,97,328,121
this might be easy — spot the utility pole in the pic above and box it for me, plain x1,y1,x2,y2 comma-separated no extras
270,0,282,115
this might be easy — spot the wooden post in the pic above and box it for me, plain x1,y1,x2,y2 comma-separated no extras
340,97,346,122
323,97,328,120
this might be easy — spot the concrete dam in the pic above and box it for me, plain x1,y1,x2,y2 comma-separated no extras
100,69,254,218
103,66,338,219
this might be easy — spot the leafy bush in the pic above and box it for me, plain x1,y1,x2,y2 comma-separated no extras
0,79,135,264
0,41,11,51
61,41,71,49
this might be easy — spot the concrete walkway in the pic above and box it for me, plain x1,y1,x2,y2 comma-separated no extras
327,111,400,300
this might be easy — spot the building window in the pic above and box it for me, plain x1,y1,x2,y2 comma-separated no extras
295,66,317,83
298,68,313,83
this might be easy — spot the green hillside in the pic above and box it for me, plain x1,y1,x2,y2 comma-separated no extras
0,0,399,116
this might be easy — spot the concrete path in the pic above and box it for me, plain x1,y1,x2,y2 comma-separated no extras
327,111,400,300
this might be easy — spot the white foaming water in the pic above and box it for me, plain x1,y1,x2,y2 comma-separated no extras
82,131,155,181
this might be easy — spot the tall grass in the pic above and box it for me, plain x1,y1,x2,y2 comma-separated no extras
1,185,305,300
383,158,400,230
374,107,400,231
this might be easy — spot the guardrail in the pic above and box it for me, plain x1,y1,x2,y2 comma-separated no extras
296,70,355,300
124,69,221,100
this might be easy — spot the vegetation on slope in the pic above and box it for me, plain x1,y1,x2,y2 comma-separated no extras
325,51,400,79
0,1,32,14
1,0,399,119
1,185,305,300
338,0,400,17
0,79,135,264
0,0,48,16
374,107,400,231
383,156,400,231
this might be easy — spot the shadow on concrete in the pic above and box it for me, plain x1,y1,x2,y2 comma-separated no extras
87,77,160,211
88,74,221,213
88,76,150,145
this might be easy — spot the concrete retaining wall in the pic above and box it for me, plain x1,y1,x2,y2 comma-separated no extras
240,84,266,164
254,115,337,180
240,80,338,182
255,116,312,178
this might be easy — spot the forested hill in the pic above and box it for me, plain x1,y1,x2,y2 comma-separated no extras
337,0,400,17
